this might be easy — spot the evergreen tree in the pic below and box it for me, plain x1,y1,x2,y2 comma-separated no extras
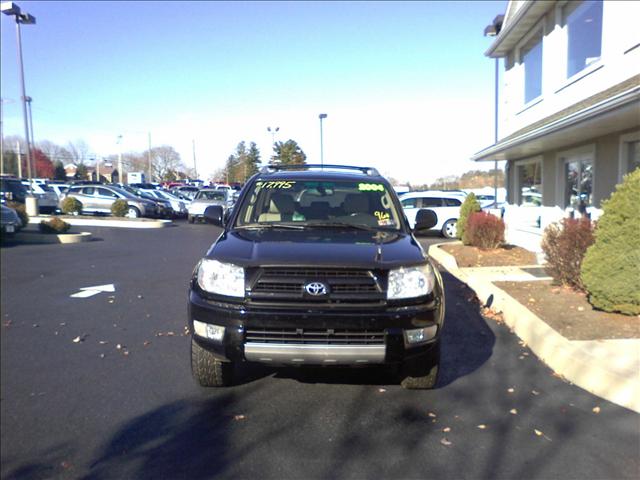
53,161,67,181
272,140,306,165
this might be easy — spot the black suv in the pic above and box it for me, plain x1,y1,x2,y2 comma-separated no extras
188,165,445,389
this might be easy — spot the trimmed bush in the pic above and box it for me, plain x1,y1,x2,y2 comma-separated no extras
39,217,71,234
581,169,640,315
458,193,481,244
61,197,82,215
6,201,28,229
465,212,505,249
111,199,129,217
541,218,594,291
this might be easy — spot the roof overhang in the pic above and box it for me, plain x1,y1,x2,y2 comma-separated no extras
471,86,640,162
485,1,553,58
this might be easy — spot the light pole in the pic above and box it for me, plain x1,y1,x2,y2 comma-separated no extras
318,113,327,167
26,95,35,177
2,2,36,211
147,132,152,182
267,126,279,164
484,15,503,209
116,134,123,185
192,139,198,180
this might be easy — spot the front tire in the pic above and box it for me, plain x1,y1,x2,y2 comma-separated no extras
442,219,457,239
126,206,141,219
191,338,234,387
399,341,440,389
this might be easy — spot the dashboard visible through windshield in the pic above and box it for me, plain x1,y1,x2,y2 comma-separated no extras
235,179,403,230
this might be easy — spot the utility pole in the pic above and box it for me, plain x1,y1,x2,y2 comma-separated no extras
147,132,152,182
16,140,22,178
192,139,197,180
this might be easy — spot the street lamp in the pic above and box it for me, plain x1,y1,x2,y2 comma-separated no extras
267,126,279,164
116,134,123,185
2,1,37,212
318,113,327,167
484,15,504,209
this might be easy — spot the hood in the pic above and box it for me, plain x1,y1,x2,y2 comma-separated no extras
206,228,428,269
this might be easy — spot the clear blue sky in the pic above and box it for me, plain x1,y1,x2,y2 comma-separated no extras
1,0,507,183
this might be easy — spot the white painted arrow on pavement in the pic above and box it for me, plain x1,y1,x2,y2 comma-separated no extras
70,284,115,298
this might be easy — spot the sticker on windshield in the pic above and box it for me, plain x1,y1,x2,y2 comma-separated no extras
377,219,395,226
374,211,390,221
255,181,296,189
358,183,384,192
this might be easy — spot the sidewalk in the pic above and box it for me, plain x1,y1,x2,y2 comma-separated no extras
429,242,640,413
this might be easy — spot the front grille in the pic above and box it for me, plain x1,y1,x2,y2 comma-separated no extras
245,328,386,345
248,267,384,304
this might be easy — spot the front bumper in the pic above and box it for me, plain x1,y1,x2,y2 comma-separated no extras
188,289,444,365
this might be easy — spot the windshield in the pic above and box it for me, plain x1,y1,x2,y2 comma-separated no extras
235,179,402,230
195,190,226,201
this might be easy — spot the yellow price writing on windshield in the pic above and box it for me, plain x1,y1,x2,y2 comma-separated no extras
358,183,384,192
255,181,296,189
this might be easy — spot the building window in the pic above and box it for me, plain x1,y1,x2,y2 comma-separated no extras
516,161,542,206
522,29,543,103
564,159,593,210
563,0,603,78
624,141,640,175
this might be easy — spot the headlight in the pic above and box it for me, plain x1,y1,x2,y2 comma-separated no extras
387,264,435,300
197,259,245,297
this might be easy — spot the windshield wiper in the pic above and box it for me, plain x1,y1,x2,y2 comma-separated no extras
304,221,394,232
235,223,306,230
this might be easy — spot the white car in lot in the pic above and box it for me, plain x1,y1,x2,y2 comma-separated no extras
399,191,465,238
187,189,232,223
21,180,59,213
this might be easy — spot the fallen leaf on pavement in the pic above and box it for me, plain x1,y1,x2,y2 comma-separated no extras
592,406,601,414
116,344,122,350
440,438,452,446
507,388,515,393
510,409,518,415
378,388,386,393
428,412,437,418
99,340,108,345
99,354,105,358
534,429,552,441
442,427,451,432
137,294,144,299
72,336,81,343
143,341,151,347
234,414,246,421
167,331,175,336
532,390,540,396
477,424,487,429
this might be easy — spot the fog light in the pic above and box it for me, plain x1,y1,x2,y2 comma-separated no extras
193,320,225,342
405,325,437,345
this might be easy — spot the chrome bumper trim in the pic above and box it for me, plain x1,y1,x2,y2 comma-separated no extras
244,343,386,365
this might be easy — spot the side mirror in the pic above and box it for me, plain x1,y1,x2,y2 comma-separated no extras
414,209,438,230
204,205,224,226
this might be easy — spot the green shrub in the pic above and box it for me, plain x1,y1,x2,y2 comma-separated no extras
542,218,594,291
465,212,505,249
39,217,71,234
6,201,28,229
458,193,481,244
581,169,640,315
111,199,129,217
61,197,82,215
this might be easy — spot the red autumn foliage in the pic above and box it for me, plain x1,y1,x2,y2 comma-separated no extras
33,148,55,179
465,212,505,249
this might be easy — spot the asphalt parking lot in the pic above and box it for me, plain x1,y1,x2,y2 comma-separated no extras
1,223,639,479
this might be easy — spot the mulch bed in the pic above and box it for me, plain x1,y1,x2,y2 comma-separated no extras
495,281,640,341
440,243,537,268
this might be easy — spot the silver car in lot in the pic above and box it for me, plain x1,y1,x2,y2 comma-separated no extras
187,189,232,223
61,185,158,218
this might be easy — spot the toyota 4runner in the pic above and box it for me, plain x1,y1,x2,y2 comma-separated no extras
188,165,445,389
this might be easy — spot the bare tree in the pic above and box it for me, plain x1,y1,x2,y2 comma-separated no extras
146,145,184,182
36,140,73,165
67,139,92,165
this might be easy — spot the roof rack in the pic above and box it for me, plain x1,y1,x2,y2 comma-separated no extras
259,164,380,176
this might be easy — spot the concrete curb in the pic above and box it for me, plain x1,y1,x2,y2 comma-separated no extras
429,242,640,413
14,231,93,244
29,216,172,229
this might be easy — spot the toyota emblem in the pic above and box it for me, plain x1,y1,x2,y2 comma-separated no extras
304,282,328,296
